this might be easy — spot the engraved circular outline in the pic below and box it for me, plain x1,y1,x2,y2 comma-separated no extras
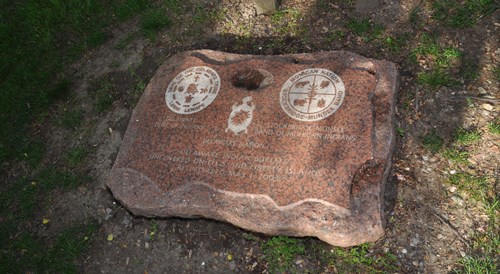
165,66,220,114
280,68,345,122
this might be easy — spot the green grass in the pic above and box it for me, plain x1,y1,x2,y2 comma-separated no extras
384,34,410,53
271,8,303,36
115,0,150,21
455,128,481,145
261,236,305,273
0,1,175,165
65,145,88,166
422,131,444,153
448,172,488,201
92,78,116,113
493,65,500,81
459,57,480,82
317,243,398,273
431,0,498,28
0,164,96,272
409,7,424,28
21,140,46,168
488,122,500,135
396,127,405,137
0,0,108,163
0,221,99,273
326,30,346,42
457,255,498,274
163,0,184,14
346,18,384,42
141,9,172,40
37,165,92,190
412,34,461,68
115,32,138,49
59,109,85,129
417,69,459,87
448,170,499,273
411,33,463,88
443,149,470,165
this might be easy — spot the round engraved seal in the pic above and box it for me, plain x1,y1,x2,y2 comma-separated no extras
280,68,345,122
165,66,220,114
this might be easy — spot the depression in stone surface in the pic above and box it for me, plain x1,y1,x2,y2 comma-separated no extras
108,50,398,246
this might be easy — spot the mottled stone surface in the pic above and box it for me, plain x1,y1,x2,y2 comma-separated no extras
108,50,398,247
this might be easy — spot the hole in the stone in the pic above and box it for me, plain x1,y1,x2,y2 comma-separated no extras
292,58,300,64
231,69,265,90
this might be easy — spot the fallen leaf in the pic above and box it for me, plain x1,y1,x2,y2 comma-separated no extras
107,234,114,241
42,218,49,224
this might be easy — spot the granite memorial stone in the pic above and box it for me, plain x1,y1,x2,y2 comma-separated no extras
107,50,398,247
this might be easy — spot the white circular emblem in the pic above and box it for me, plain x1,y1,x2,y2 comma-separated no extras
165,66,220,114
280,68,345,122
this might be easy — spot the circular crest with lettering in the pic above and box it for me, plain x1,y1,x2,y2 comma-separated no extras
280,68,345,122
165,66,221,114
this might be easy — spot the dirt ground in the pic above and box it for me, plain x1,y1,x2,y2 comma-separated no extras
2,0,499,273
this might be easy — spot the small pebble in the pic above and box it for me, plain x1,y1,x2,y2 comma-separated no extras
481,103,494,111
412,261,419,266
451,195,464,206
460,251,466,257
145,242,150,249
449,170,456,175
478,87,487,94
402,248,407,254
449,186,457,193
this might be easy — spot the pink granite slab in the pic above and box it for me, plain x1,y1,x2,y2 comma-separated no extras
107,50,398,247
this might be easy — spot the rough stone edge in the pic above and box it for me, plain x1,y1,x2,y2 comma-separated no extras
107,50,398,247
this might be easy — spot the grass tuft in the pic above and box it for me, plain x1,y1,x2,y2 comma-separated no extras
261,236,305,273
457,255,497,274
317,243,398,273
21,140,46,168
412,34,461,68
346,18,384,42
431,0,497,28
443,149,469,165
65,145,88,166
417,69,459,87
422,131,444,153
455,128,481,145
115,0,149,21
488,122,500,135
59,109,85,129
37,166,91,190
271,8,303,36
448,172,488,201
93,78,116,113
141,10,172,40
384,34,410,53
409,7,423,28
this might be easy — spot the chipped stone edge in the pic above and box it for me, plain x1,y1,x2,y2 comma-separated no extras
107,50,398,247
